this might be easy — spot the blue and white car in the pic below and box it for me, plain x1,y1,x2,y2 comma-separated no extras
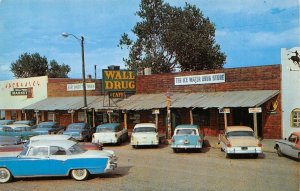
0,140,117,183
171,124,204,153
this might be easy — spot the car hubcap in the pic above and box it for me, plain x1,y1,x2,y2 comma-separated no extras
0,170,8,180
75,169,84,177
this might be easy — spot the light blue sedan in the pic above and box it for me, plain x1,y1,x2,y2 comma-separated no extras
0,140,117,183
171,124,204,153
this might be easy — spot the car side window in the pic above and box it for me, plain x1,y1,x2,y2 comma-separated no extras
288,134,297,143
50,146,67,155
28,147,48,156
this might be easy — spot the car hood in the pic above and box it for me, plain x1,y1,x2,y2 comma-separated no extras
228,136,259,147
33,128,49,132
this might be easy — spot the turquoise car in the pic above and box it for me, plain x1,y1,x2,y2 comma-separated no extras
0,126,39,142
171,124,204,153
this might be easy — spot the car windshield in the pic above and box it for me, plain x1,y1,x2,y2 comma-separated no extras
68,143,86,154
134,127,156,133
176,129,197,135
20,147,29,156
67,124,84,130
96,126,116,132
37,124,53,129
227,131,254,137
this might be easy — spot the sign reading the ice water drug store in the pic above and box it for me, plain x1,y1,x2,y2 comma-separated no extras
102,70,136,92
175,73,225,85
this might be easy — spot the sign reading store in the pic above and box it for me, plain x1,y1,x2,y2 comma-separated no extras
102,70,136,92
175,73,225,85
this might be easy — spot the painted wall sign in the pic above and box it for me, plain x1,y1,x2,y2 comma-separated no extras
174,73,225,85
67,83,95,91
109,91,125,98
11,88,28,96
102,70,136,92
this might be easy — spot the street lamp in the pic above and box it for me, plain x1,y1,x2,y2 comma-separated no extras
62,32,88,122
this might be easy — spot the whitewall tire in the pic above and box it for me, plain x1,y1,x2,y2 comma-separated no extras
71,169,89,181
0,168,12,183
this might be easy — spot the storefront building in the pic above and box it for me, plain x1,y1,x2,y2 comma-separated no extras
118,65,281,139
0,76,48,121
281,47,300,138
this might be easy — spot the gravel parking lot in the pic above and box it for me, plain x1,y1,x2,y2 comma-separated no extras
0,141,299,191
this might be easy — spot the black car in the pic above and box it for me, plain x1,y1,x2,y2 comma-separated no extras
33,122,65,135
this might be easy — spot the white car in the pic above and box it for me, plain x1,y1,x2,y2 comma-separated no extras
131,123,160,148
218,126,262,158
92,123,128,145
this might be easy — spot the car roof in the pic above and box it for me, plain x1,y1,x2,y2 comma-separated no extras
292,132,300,137
226,126,253,132
28,140,76,149
30,134,71,141
97,123,120,128
3,124,30,128
134,123,156,128
175,124,199,129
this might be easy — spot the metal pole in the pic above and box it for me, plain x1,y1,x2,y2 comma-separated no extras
81,36,88,123
94,65,97,80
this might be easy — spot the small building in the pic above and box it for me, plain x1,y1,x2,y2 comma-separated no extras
281,47,300,138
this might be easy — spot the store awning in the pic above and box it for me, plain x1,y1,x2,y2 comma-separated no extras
23,96,118,111
117,90,279,110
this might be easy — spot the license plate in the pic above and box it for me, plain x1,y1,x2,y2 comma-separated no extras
241,147,248,150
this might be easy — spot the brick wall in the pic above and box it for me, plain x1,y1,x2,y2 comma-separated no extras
136,65,280,93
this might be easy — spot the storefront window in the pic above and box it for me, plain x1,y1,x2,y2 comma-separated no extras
193,109,210,126
48,112,55,121
291,108,300,127
78,112,85,122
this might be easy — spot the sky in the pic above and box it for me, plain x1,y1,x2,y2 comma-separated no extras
0,0,299,81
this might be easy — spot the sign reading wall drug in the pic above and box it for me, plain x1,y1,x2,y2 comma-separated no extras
102,70,136,92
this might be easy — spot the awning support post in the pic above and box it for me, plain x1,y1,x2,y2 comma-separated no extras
92,109,95,127
155,113,158,129
190,108,193,125
253,113,258,137
224,113,227,129
124,111,127,129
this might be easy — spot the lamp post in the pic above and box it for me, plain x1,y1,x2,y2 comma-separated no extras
62,32,88,122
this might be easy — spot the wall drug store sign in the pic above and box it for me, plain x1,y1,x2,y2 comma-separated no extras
102,70,136,93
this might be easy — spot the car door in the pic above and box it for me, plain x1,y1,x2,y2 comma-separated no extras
16,146,51,176
285,134,299,158
48,146,69,175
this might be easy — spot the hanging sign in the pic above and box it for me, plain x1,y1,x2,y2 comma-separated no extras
219,108,230,113
248,107,262,113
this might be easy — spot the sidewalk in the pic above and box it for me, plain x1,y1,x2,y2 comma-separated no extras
204,136,276,153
